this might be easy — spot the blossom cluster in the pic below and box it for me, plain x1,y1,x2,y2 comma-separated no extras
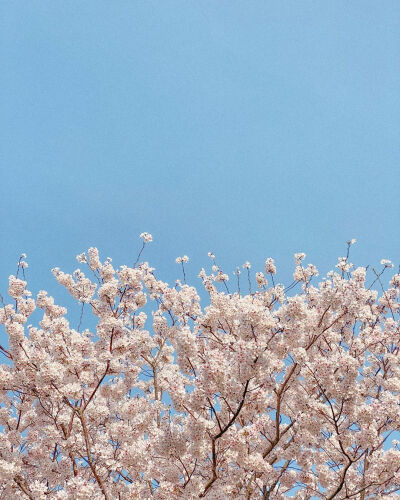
0,238,399,499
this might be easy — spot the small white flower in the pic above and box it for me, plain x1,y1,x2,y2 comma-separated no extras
207,252,215,260
176,255,189,264
390,274,400,288
215,271,229,282
381,259,393,268
256,272,267,288
76,253,87,263
242,261,251,270
347,238,357,245
294,253,306,265
140,232,153,243
265,258,276,275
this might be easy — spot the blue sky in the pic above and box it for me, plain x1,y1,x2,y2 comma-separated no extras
1,1,399,307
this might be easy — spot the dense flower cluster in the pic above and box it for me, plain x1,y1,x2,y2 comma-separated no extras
0,239,399,499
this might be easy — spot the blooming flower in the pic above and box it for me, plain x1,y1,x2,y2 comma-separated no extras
264,257,276,275
0,242,398,498
176,255,189,264
294,253,306,265
76,253,87,263
140,232,153,243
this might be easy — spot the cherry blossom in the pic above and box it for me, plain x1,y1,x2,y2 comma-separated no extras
0,240,399,498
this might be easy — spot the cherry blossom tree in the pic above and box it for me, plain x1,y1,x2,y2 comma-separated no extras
0,235,400,499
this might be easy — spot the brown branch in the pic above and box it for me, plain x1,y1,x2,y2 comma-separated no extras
215,379,250,440
0,344,12,360
317,305,331,327
13,476,34,499
83,360,110,412
78,409,110,499
326,459,353,500
199,380,250,497
307,307,348,351
69,451,79,477
262,459,290,499
199,439,217,497
207,397,223,433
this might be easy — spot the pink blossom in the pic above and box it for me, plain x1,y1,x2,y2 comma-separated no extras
0,246,398,498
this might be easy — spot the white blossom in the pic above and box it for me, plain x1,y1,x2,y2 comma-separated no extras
0,243,397,498
264,257,276,275
140,232,153,243
176,255,189,264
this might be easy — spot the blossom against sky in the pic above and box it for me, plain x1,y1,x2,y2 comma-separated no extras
1,1,399,299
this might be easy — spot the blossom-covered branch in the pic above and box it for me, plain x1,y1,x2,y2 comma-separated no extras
0,238,399,499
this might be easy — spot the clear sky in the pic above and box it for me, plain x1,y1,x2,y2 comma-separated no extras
1,1,399,307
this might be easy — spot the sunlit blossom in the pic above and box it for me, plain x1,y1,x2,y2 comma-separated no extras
0,245,398,498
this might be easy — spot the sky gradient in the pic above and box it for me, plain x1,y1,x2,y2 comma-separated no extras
1,1,399,309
